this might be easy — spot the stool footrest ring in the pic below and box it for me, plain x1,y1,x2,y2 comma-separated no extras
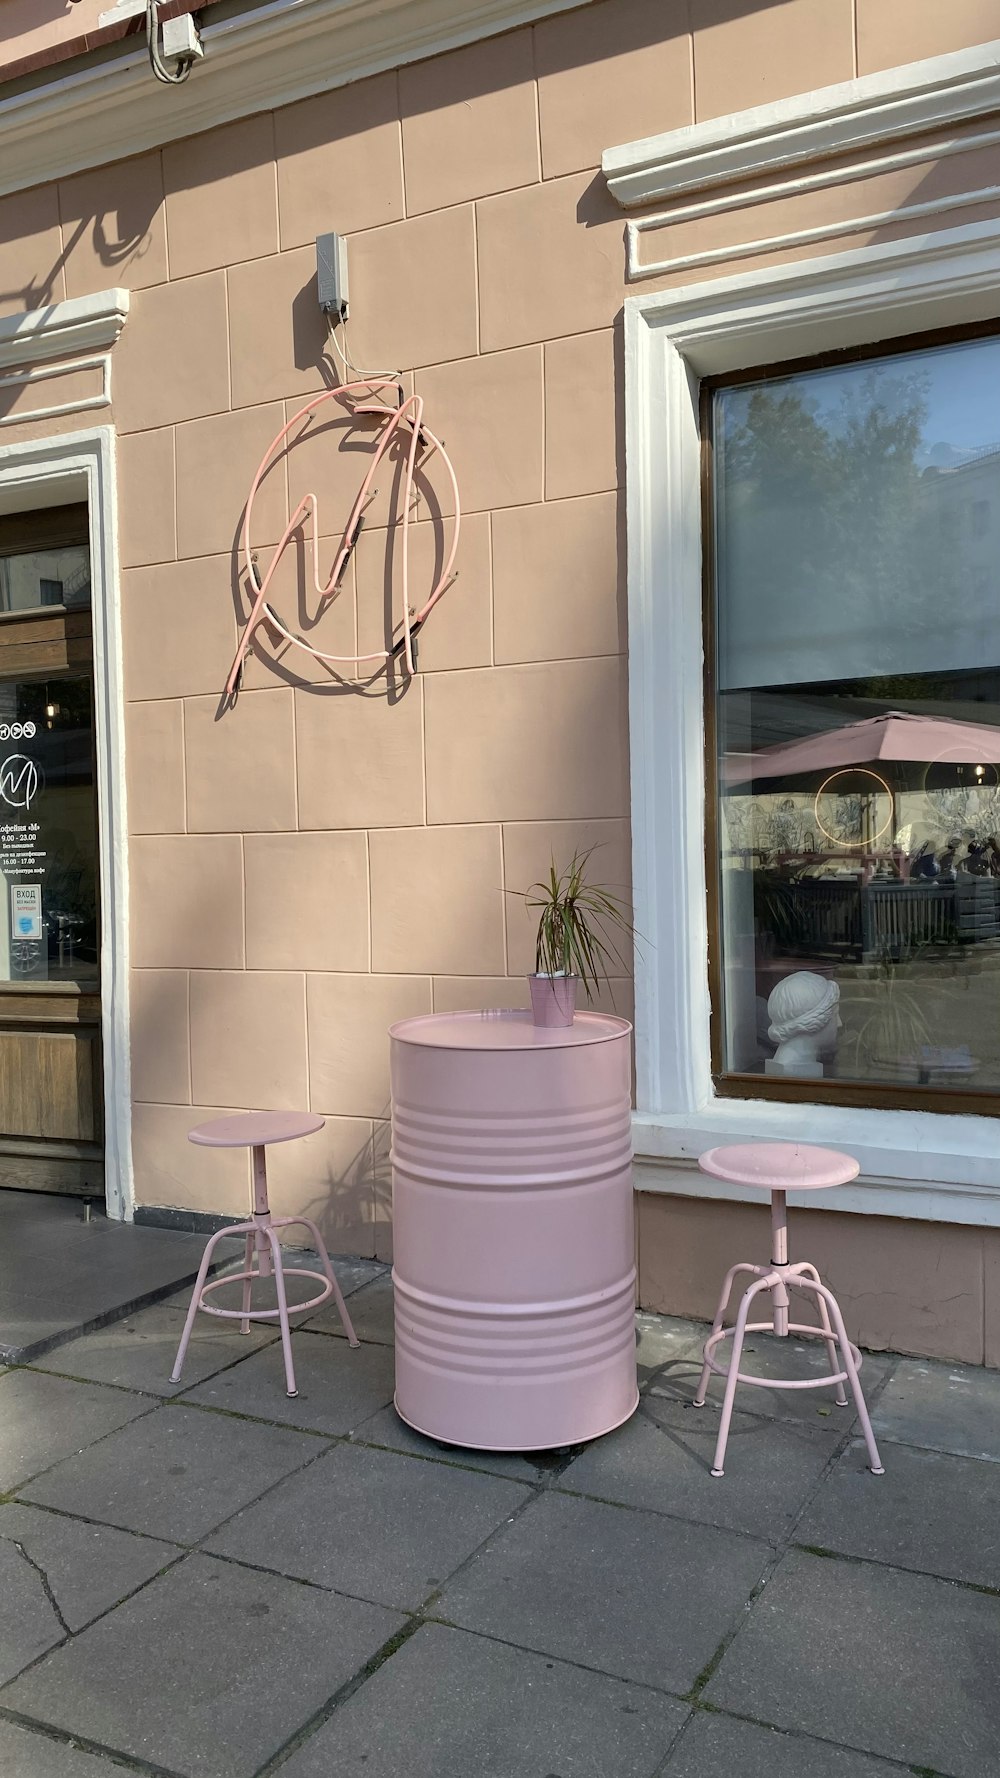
702,1321,863,1392
198,1266,333,1322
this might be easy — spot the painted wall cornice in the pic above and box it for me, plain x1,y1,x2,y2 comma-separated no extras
603,39,1000,209
0,0,582,199
0,289,129,370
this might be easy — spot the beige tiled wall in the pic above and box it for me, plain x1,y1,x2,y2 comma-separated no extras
639,1193,1000,1369
4,0,1000,1291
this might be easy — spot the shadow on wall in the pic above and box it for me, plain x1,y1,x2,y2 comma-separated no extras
267,1112,393,1260
0,170,160,423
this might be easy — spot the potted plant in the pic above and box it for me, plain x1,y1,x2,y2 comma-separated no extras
512,849,635,1028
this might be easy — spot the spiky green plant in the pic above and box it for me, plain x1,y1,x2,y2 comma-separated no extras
512,849,635,1001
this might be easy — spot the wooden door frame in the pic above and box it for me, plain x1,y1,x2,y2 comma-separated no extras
0,427,131,1219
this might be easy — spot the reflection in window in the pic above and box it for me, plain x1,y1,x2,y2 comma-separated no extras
712,334,1000,1098
0,547,90,613
0,677,98,986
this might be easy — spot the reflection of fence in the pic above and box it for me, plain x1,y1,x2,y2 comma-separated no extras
954,871,1000,942
757,877,862,958
862,884,957,955
758,873,1000,960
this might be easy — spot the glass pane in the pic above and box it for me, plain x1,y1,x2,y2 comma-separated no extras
713,333,1000,1096
0,678,98,986
0,546,90,613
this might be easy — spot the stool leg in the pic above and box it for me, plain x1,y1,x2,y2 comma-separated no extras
264,1226,298,1397
795,1277,884,1475
281,1214,360,1348
795,1263,848,1405
170,1226,234,1384
711,1274,773,1477
693,1263,762,1407
240,1232,254,1335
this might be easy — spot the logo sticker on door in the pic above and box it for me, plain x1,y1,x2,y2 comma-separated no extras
0,755,40,810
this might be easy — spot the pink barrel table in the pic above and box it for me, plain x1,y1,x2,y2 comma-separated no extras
389,1009,638,1451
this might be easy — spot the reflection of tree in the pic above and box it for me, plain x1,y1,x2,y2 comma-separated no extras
720,367,961,647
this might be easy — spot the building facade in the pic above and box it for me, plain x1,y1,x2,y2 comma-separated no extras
2,0,1000,1363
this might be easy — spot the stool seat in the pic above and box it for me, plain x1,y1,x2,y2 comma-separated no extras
189,1111,325,1148
699,1141,860,1191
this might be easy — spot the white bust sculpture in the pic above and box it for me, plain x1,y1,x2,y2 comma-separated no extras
765,972,841,1078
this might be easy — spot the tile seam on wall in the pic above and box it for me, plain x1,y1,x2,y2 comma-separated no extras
472,197,482,357
528,17,543,185
51,178,68,308
486,507,495,666
179,694,188,835
395,66,409,221
168,422,178,561
687,12,696,132
185,968,192,1104
365,828,372,974
157,145,172,285
223,263,233,413
420,669,428,827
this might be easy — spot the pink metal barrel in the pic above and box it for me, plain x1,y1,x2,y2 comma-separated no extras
389,1010,638,1451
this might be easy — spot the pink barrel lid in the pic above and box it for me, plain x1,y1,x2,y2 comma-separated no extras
699,1142,860,1190
188,1111,325,1148
389,1009,632,1050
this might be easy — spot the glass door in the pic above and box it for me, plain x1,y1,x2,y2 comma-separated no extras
0,506,102,1194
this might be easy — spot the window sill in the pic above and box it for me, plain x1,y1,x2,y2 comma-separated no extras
632,1101,1000,1227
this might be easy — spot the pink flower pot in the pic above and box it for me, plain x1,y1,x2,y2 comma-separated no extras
528,973,578,1028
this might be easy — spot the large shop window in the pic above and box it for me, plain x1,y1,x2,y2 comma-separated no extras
709,329,1000,1114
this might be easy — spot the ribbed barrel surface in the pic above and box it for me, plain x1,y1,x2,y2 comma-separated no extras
390,1010,638,1450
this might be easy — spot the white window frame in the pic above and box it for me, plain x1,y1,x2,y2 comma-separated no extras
626,215,1000,1228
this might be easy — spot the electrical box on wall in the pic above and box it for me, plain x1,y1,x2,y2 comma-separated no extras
161,14,203,63
317,233,349,321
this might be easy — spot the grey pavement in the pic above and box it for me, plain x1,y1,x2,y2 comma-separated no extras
0,1259,999,1777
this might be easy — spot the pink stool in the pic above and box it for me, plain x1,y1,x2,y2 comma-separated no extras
694,1143,884,1478
170,1111,359,1398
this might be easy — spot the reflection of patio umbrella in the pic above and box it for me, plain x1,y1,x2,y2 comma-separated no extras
723,711,1000,786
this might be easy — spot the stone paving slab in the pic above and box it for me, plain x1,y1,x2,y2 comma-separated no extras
0,1721,132,1778
207,1440,531,1611
798,1436,1000,1588
649,1332,891,1428
872,1357,1000,1461
277,1620,690,1777
351,1404,553,1483
0,1502,175,1634
662,1711,904,1776
20,1403,321,1545
180,1331,395,1435
0,1190,242,1363
1,1553,404,1778
0,1538,65,1686
33,1299,278,1397
305,1271,395,1344
0,1370,152,1493
436,1489,771,1694
634,1312,705,1387
559,1399,842,1541
705,1547,1000,1777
